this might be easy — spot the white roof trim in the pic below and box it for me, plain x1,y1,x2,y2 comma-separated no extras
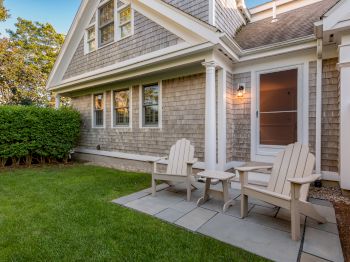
322,0,350,33
47,0,223,90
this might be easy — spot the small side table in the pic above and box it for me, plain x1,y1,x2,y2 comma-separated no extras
196,170,236,212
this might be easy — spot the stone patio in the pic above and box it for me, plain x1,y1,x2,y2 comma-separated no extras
112,182,344,262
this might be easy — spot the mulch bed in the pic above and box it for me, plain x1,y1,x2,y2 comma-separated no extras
309,186,350,262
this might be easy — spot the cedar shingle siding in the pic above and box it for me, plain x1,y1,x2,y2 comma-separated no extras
234,0,338,50
162,0,209,23
309,58,340,172
215,0,245,38
226,72,251,162
63,11,181,80
71,74,205,161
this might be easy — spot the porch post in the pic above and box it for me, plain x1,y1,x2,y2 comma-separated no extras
202,61,217,171
55,94,61,109
217,68,227,171
339,34,350,191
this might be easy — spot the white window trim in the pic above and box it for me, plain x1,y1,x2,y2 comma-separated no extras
139,81,162,129
98,0,115,48
85,0,134,53
251,63,306,162
84,24,97,55
110,87,133,129
91,92,107,129
115,4,134,42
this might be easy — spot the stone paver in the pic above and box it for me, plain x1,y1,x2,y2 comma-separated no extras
300,252,330,262
306,217,339,235
303,227,344,262
112,184,344,262
198,213,300,262
112,191,150,205
125,191,183,215
155,208,187,223
175,207,217,231
249,204,279,217
309,198,333,207
312,205,337,224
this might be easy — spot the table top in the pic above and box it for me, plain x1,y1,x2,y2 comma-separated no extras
197,170,236,180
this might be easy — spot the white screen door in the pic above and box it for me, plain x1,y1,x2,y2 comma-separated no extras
258,68,298,150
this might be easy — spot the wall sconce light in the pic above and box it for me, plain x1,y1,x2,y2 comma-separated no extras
237,83,245,98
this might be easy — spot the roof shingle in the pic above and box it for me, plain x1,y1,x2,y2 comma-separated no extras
234,0,338,50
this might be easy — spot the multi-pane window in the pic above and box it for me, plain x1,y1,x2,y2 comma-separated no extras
113,89,130,127
99,1,114,46
86,26,96,53
94,94,104,127
118,6,132,39
143,84,159,127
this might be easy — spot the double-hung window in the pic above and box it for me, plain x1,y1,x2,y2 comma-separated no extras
99,1,114,46
93,94,104,127
117,6,132,39
86,26,96,53
113,89,130,127
142,84,159,127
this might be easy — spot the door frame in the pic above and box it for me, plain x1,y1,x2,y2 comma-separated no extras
251,63,308,163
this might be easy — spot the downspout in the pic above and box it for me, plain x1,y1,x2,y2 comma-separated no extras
315,38,323,175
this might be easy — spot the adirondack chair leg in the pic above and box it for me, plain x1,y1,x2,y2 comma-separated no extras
152,176,157,197
241,194,248,218
186,179,191,201
291,183,301,241
291,199,301,241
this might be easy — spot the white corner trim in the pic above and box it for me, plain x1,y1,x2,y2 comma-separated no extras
315,40,323,174
74,147,206,169
209,0,216,26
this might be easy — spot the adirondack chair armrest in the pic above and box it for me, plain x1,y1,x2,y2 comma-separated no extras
152,157,168,174
235,165,273,172
288,174,321,185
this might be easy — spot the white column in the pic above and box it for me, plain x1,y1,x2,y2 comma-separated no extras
217,68,227,171
55,94,61,109
339,34,350,190
202,61,217,171
315,39,323,174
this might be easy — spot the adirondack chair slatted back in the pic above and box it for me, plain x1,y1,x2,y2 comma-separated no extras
166,139,195,176
267,143,315,201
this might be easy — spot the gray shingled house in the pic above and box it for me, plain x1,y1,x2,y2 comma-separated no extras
47,0,350,192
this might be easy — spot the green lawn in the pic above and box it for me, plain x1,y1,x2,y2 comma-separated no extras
0,165,267,261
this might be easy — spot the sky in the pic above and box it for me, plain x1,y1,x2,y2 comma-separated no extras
0,0,268,36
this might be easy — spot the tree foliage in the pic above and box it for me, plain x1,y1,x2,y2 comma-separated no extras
0,0,9,22
0,18,65,106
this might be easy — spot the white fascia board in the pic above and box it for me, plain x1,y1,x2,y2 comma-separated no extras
238,39,317,62
134,0,222,44
47,0,99,90
323,0,350,32
51,42,213,93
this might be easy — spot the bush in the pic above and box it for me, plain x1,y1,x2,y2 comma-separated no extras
0,106,80,167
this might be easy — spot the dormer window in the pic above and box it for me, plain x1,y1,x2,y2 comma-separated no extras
99,0,114,46
85,1,134,53
117,6,133,39
86,26,96,53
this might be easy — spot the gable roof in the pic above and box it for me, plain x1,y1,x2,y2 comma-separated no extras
47,0,225,91
234,0,339,50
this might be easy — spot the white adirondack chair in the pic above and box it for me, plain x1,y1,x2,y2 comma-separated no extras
152,139,198,201
236,143,326,241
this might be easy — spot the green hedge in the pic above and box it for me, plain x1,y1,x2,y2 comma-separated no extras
0,106,81,167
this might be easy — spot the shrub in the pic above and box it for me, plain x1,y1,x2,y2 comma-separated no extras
0,106,80,167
